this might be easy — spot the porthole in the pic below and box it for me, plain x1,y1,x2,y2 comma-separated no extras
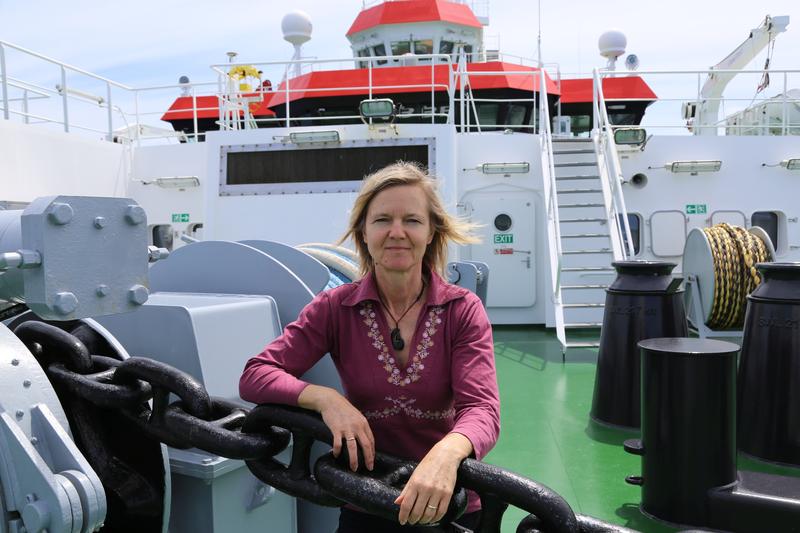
494,214,512,231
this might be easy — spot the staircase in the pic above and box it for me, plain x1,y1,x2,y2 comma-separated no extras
551,138,616,350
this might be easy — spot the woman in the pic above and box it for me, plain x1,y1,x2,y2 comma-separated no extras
239,162,500,532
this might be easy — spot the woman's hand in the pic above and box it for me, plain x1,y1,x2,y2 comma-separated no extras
395,433,473,525
298,384,375,471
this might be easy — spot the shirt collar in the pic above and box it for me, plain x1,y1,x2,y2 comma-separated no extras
341,269,465,307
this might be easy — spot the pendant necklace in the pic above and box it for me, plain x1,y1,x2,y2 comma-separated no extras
377,281,426,351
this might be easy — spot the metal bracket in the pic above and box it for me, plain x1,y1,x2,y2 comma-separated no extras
0,405,106,533
685,275,742,339
447,261,489,306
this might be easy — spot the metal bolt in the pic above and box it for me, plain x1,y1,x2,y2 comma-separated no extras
96,284,110,297
17,249,42,269
47,202,74,225
93,216,107,229
148,246,170,262
53,292,79,315
128,284,149,305
15,410,24,419
124,205,146,225
11,358,19,366
30,437,38,445
23,379,31,388
25,494,35,503
201,458,213,464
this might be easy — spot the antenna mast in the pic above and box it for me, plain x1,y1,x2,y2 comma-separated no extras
537,0,542,67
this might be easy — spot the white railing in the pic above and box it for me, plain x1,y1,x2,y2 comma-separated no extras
592,68,800,136
592,69,634,260
538,68,565,348
209,54,455,131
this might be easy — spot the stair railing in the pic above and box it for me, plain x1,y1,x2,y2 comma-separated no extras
591,69,635,259
538,67,566,348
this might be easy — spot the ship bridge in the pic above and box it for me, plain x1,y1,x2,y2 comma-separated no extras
346,0,486,68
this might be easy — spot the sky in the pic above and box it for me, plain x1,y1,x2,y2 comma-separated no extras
0,0,797,133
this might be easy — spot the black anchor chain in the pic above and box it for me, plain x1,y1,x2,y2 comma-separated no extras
13,320,637,533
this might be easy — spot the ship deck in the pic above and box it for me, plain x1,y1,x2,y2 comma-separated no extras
485,325,800,533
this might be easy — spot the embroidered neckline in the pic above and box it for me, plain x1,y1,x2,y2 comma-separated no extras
359,302,444,386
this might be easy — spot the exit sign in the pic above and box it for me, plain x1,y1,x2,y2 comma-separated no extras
494,234,513,244
685,204,707,215
172,213,190,223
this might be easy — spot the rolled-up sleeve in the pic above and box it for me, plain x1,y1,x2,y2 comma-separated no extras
239,291,333,405
449,294,500,460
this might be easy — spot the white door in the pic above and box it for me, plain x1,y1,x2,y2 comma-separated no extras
462,190,536,307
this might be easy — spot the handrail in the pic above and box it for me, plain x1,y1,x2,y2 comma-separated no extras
592,69,635,259
538,67,566,347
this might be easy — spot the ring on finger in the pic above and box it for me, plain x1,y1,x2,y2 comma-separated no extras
426,504,438,511
345,436,357,441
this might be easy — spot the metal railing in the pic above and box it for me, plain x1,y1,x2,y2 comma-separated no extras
591,68,800,136
6,36,799,145
210,54,455,131
592,69,634,260
538,68,566,348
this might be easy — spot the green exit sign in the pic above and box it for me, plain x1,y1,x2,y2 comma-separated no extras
172,213,190,223
685,204,707,215
494,234,513,244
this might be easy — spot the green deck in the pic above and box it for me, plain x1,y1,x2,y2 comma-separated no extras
484,325,800,533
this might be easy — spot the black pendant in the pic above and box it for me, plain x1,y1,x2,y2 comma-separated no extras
390,328,405,351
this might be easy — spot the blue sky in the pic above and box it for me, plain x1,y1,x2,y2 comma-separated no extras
2,0,797,82
1,0,797,133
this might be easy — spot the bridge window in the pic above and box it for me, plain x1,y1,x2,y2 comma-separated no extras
391,41,411,57
372,44,387,65
414,39,433,60
507,104,527,126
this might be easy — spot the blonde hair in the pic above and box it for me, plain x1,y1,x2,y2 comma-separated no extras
339,161,479,277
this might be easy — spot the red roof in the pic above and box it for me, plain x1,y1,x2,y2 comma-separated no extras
162,94,276,121
347,0,482,36
268,62,559,107
559,77,657,104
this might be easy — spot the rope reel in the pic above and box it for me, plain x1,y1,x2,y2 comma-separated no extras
683,223,774,330
296,243,360,288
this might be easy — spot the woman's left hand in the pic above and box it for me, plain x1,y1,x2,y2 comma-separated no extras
394,433,473,525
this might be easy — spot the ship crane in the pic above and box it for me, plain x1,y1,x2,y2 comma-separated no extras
688,14,789,135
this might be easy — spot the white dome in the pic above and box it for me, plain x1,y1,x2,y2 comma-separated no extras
598,30,627,59
282,11,313,46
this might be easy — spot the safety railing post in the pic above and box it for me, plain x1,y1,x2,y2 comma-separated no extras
60,66,69,132
0,43,9,120
22,89,29,124
285,69,291,127
192,86,199,142
431,59,435,124
106,82,113,141
134,91,140,147
782,71,788,136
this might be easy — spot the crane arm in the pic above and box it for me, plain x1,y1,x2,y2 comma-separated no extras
695,15,789,135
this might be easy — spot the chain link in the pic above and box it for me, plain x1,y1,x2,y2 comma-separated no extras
12,320,636,533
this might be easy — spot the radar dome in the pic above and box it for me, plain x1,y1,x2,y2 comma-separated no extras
598,30,627,59
282,11,313,46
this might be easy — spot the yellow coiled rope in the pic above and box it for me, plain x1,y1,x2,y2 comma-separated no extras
704,223,770,329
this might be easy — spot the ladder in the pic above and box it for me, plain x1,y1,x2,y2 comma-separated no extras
550,138,614,351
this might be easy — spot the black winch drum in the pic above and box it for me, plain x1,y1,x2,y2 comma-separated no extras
590,261,687,429
682,226,775,324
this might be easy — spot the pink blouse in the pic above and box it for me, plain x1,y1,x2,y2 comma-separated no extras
239,270,500,513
